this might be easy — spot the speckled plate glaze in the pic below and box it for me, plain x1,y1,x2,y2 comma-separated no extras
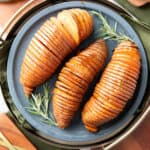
7,1,148,146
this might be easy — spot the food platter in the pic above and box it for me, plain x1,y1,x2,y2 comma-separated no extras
6,1,148,147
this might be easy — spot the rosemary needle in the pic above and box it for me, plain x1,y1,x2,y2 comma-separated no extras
90,11,132,42
25,84,57,126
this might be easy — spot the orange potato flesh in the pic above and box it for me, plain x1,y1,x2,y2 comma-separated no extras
82,40,141,132
53,39,107,128
57,10,80,45
20,8,93,96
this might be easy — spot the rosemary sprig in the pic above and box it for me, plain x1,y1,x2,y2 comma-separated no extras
25,84,57,126
91,11,132,42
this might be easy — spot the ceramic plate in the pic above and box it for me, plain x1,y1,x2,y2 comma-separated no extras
7,1,148,146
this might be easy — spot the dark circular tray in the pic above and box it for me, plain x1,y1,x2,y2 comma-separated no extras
6,1,148,147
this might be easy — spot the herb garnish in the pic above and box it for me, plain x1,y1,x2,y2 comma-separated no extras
25,84,57,126
91,11,132,42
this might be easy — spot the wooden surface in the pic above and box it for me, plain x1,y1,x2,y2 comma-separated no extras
112,113,150,150
0,0,27,28
0,1,150,150
0,114,36,150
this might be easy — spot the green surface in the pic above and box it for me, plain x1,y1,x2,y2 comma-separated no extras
116,0,150,63
0,0,150,150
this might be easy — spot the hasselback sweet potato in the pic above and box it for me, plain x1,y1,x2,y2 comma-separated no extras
20,8,93,96
82,40,141,132
53,39,107,128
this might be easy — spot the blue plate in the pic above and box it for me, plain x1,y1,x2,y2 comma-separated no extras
7,1,148,146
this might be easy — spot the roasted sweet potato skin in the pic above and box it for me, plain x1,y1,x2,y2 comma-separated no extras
82,40,141,132
53,39,107,129
20,8,93,96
